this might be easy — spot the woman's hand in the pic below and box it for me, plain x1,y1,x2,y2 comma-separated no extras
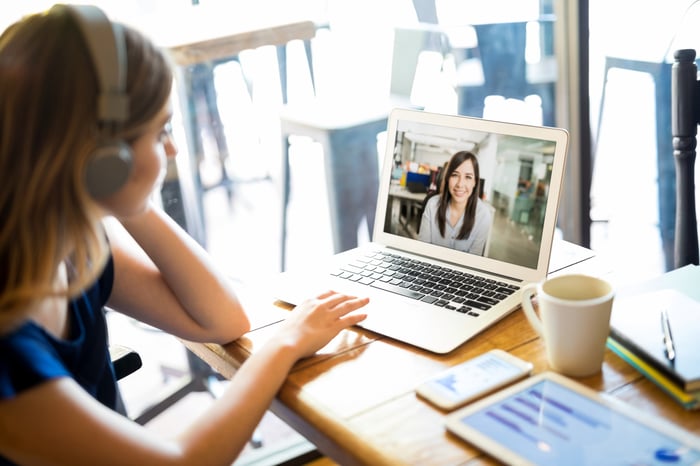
275,291,369,360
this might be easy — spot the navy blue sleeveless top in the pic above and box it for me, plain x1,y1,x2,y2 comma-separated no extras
0,256,119,465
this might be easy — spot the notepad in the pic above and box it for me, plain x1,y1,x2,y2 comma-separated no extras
610,288,700,392
606,337,700,410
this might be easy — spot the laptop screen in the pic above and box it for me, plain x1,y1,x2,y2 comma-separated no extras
373,109,569,283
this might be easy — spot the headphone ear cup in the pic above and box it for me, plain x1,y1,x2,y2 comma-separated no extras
85,141,133,199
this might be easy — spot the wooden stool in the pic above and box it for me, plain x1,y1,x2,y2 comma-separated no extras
279,104,387,271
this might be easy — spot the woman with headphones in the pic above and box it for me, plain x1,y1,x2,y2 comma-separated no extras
0,5,368,465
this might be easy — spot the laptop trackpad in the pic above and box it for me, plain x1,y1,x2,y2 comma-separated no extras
357,295,474,354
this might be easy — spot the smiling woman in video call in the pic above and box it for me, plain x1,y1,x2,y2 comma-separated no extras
418,150,493,255
0,4,369,465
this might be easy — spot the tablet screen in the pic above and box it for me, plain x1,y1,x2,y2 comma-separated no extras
451,377,700,465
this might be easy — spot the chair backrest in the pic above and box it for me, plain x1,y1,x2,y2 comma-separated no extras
671,48,700,268
110,344,142,380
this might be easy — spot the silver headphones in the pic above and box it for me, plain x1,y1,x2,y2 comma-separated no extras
58,4,133,198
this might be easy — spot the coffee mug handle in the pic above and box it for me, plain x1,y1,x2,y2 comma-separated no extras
521,283,543,337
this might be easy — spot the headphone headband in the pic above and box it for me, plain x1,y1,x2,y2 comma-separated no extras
52,4,133,199
55,4,129,123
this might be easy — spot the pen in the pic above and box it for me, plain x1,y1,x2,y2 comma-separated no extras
660,309,676,363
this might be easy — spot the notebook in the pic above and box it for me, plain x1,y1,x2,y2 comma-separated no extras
274,108,569,354
610,287,700,392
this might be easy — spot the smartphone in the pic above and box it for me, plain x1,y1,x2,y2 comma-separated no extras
416,349,533,411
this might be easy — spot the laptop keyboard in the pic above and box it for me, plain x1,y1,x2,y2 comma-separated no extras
331,251,520,317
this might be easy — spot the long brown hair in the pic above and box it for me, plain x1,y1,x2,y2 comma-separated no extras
0,8,172,318
436,151,481,239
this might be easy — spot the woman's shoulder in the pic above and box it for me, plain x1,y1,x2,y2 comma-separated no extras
425,193,440,209
0,253,115,399
477,198,491,208
476,198,495,218
0,321,72,399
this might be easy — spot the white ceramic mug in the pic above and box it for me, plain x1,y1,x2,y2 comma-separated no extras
521,274,614,377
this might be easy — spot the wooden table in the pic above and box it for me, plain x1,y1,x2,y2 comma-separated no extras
184,242,700,465
164,19,316,69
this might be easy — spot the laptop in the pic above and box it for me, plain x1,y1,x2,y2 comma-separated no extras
274,108,569,354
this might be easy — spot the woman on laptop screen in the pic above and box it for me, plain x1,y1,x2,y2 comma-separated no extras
418,151,493,255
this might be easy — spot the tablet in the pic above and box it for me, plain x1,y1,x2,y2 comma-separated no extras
445,372,700,466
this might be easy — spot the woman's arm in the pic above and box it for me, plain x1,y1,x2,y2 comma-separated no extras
104,205,249,344
0,292,368,466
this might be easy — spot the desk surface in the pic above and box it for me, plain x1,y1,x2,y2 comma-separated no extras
389,184,429,202
184,243,700,466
